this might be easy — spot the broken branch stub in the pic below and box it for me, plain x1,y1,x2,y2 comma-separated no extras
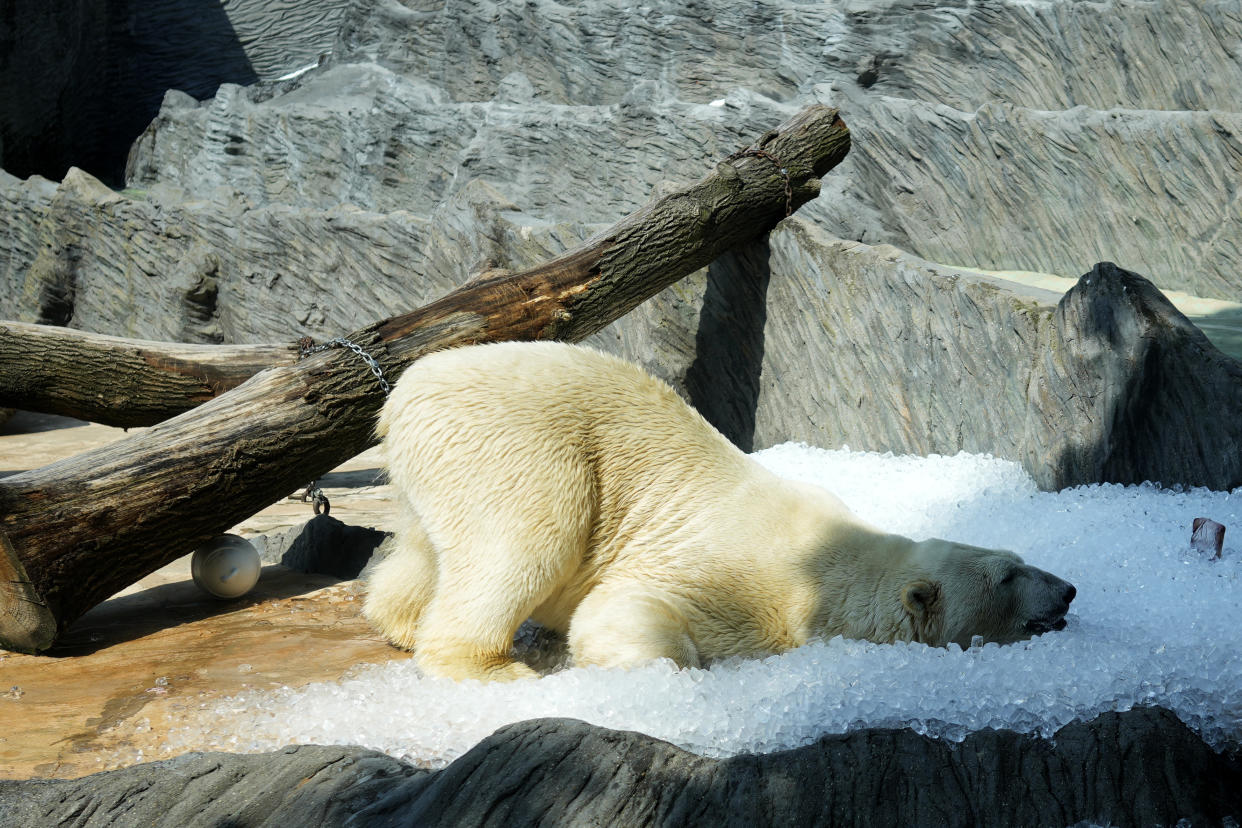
0,104,849,652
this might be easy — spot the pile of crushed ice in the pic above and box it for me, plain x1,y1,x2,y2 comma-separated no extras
162,445,1241,766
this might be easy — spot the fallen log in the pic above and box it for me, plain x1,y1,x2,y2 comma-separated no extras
0,322,298,427
0,104,850,652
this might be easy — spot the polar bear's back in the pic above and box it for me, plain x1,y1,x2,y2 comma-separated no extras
378,341,757,564
380,341,739,464
383,340,678,420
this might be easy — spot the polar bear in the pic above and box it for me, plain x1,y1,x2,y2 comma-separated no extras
366,341,1075,681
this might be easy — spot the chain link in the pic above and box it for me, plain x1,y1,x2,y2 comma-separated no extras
300,481,331,516
298,336,390,395
725,147,794,217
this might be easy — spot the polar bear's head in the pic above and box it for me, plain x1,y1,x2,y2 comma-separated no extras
898,541,1076,648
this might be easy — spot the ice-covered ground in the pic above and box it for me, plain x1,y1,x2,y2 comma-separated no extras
162,445,1242,766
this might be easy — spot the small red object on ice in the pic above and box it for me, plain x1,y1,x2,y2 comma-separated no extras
1191,518,1225,559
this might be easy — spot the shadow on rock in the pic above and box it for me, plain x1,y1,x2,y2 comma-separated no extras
686,236,771,453
1,709,1236,827
1,1,259,185
1042,262,1242,491
256,514,391,580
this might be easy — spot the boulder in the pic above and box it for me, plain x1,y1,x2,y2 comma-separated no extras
1042,261,1242,490
752,227,1242,491
2,709,1238,827
253,514,388,579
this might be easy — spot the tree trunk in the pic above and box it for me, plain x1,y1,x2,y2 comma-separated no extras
0,104,849,653
0,321,299,427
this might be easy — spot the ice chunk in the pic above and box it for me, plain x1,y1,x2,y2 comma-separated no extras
150,446,1242,768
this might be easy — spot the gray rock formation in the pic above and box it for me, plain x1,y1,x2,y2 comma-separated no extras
3,0,1242,493
253,514,388,579
2,709,1238,827
1045,260,1242,490
124,63,792,220
4,4,1242,821
126,0,1242,298
843,96,1242,301
333,0,1242,112
0,0,349,185
337,0,1242,301
753,228,1242,491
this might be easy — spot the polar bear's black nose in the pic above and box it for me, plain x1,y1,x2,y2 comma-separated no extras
1040,570,1075,603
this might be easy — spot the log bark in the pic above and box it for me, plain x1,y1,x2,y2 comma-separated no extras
0,104,850,652
0,322,299,427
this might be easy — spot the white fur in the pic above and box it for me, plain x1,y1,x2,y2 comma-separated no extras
366,342,1073,681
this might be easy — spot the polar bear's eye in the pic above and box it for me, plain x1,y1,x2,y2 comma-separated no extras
998,569,1017,586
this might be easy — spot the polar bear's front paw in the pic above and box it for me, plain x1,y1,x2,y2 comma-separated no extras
416,645,539,682
484,660,540,682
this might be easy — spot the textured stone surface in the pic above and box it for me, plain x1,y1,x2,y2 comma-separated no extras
255,514,388,579
843,95,1242,301
333,0,1242,300
1042,261,1242,490
333,0,1242,112
753,225,1242,491
0,0,348,184
2,709,1238,827
0,171,580,342
7,0,1242,295
4,0,1242,493
125,63,792,220
753,221,1053,460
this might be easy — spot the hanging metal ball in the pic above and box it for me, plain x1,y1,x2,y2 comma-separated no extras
191,534,261,599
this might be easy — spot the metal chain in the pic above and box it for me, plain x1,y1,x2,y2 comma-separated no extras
298,336,390,395
295,336,387,516
300,481,331,516
725,147,794,217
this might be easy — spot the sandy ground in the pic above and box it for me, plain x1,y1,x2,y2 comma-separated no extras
0,412,408,780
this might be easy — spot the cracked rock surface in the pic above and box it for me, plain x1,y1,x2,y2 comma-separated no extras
3,0,1242,492
3,709,1239,828
2,3,1242,820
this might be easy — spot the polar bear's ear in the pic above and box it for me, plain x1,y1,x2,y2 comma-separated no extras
900,580,941,620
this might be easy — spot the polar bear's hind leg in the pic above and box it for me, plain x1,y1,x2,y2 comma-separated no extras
413,535,585,681
363,506,438,650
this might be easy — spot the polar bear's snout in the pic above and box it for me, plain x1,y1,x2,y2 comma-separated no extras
1022,568,1076,634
